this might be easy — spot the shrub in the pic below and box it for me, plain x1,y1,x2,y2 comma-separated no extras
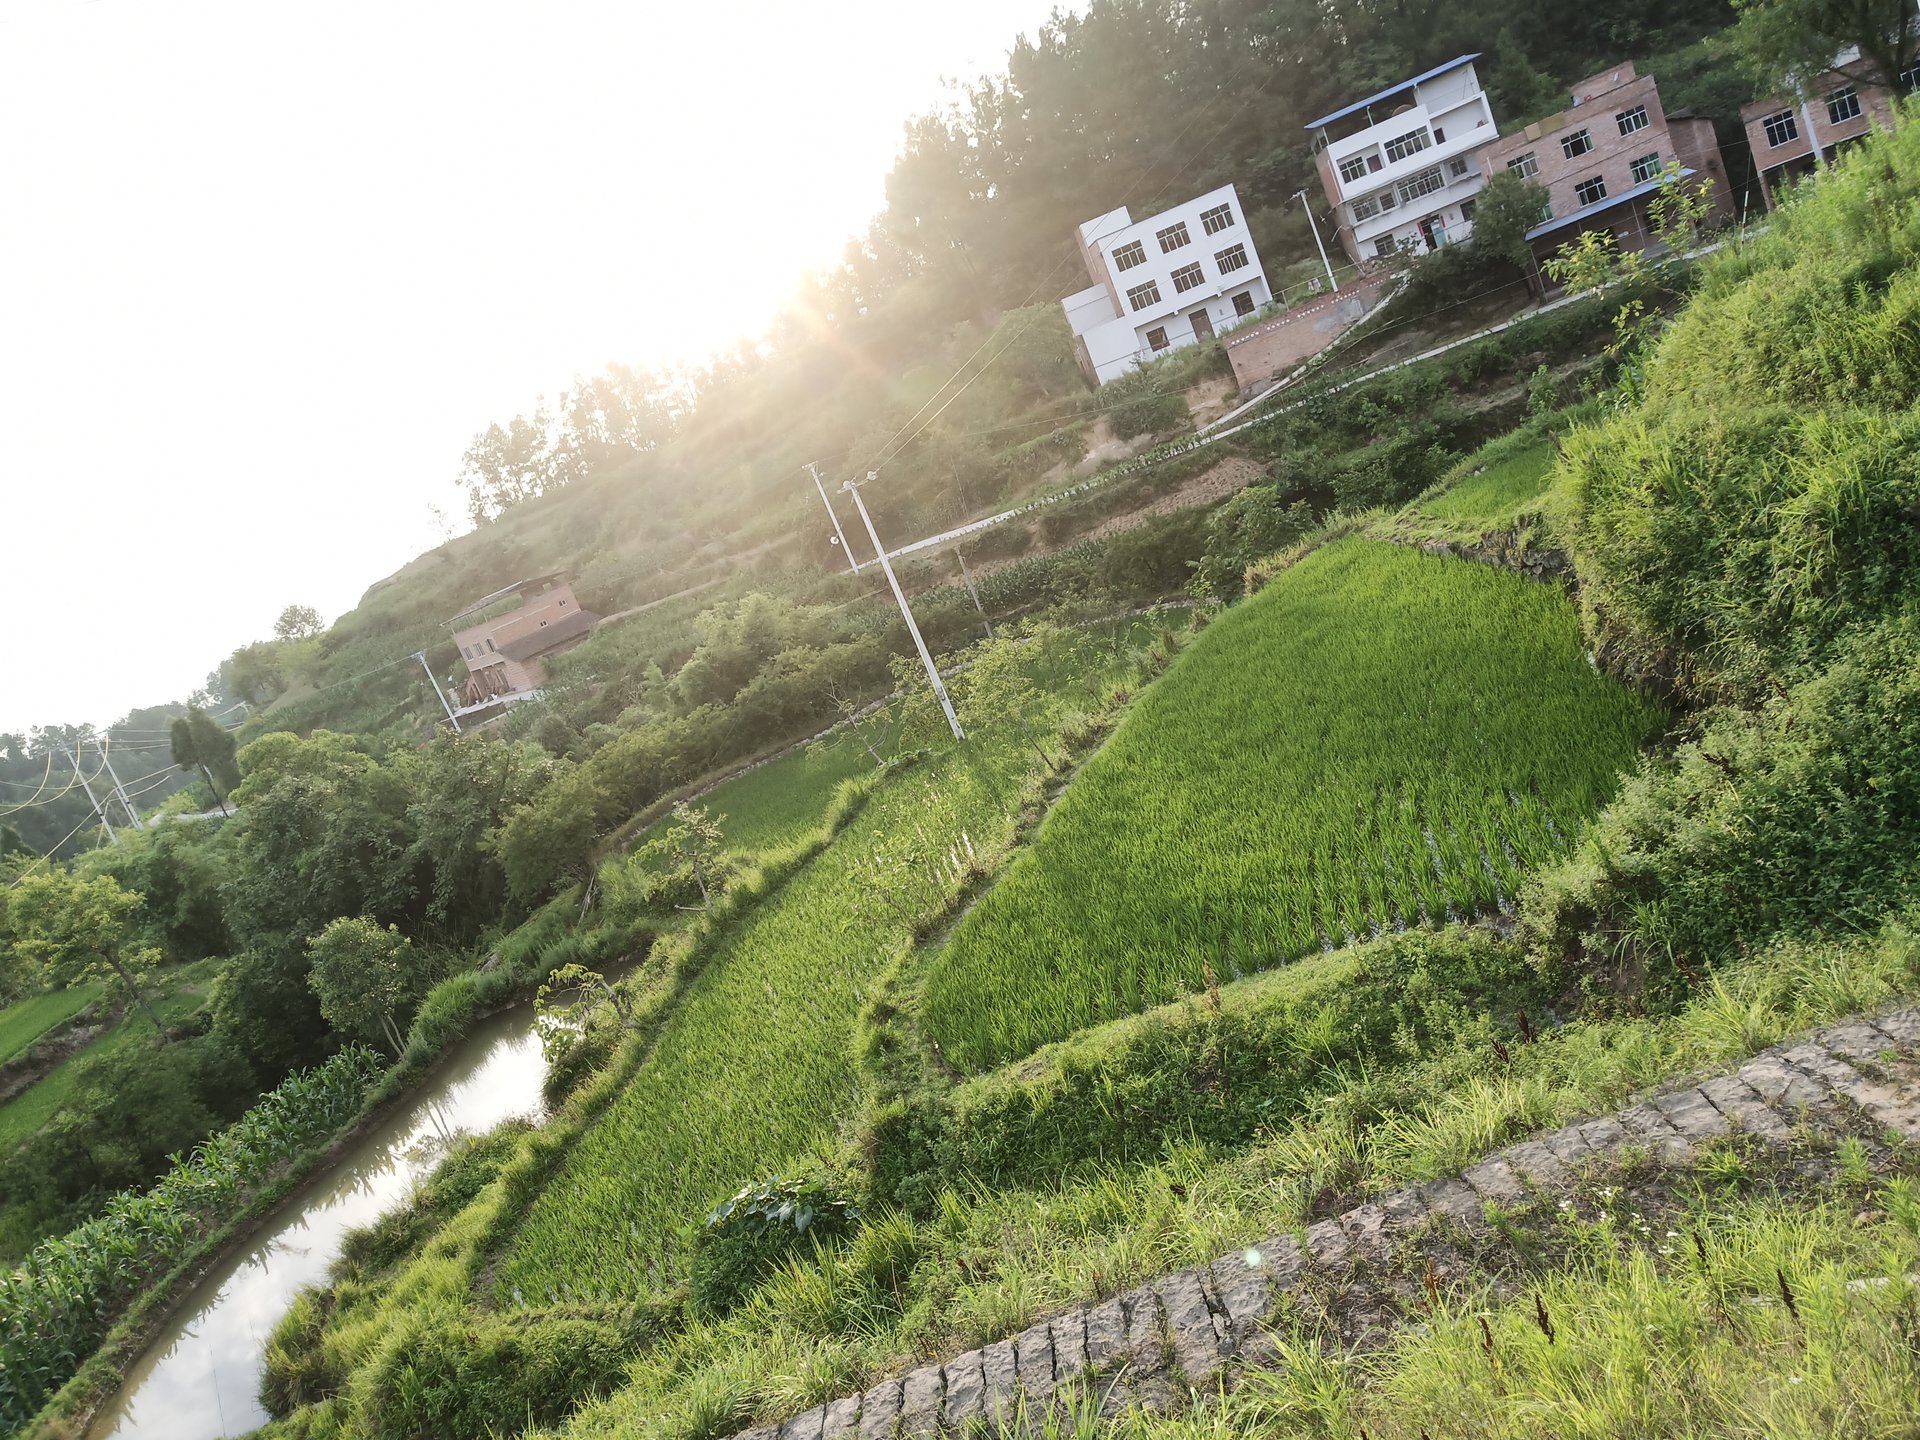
688,1170,861,1316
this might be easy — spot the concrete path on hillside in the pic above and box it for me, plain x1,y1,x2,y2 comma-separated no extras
730,1007,1920,1440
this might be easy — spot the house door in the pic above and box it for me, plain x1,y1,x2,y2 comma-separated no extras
1190,309,1215,341
1419,215,1449,250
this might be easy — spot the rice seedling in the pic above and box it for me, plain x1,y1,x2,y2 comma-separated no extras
0,984,101,1069
922,538,1663,1071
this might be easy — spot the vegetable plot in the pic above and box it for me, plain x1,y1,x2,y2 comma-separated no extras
922,538,1662,1072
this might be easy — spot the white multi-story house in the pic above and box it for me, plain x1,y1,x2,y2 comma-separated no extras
1060,183,1273,386
1306,55,1502,263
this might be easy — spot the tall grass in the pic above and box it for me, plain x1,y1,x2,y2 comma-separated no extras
923,538,1662,1071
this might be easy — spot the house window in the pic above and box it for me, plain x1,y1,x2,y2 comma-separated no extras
1112,239,1147,271
486,638,496,652
1215,243,1249,273
1447,155,1471,178
1373,235,1399,258
1630,151,1663,183
1616,104,1649,136
1762,110,1798,147
1156,221,1191,252
1171,262,1206,293
1539,200,1554,223
1398,166,1445,204
1338,154,1370,184
1233,291,1256,316
1432,126,1446,142
1126,280,1162,311
461,645,473,659
1574,175,1608,207
1146,326,1170,352
1351,193,1380,221
1460,198,1477,223
1507,152,1539,179
1561,128,1594,158
1383,127,1432,163
1826,85,1861,124
1201,203,1235,234
1377,187,1398,210
1900,64,1920,93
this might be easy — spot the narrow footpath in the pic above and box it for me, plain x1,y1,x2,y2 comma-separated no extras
731,1007,1920,1440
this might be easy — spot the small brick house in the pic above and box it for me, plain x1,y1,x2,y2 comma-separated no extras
1741,58,1916,209
448,573,597,706
1480,62,1734,274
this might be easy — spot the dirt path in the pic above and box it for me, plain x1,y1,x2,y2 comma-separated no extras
728,1007,1920,1440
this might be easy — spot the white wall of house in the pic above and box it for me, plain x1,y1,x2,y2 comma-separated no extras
1061,183,1273,386
1312,59,1502,262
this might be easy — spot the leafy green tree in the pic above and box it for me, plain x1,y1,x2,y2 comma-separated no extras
407,735,555,938
170,705,239,812
272,605,324,641
307,916,429,1053
1470,171,1551,272
4,871,166,1032
1733,0,1920,92
663,802,726,909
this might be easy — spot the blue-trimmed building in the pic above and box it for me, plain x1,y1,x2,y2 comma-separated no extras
1306,55,1503,262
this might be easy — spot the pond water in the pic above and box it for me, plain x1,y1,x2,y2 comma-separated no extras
87,1005,548,1440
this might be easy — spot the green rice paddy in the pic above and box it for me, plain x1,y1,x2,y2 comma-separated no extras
921,538,1663,1072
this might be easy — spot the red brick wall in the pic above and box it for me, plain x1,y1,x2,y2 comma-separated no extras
1224,269,1397,390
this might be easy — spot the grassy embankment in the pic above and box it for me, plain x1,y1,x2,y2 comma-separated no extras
0,962,217,1160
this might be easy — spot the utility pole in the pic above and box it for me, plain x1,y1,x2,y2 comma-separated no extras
60,742,116,845
94,739,146,831
1794,81,1826,171
843,475,966,742
1296,189,1340,293
955,548,994,639
416,652,462,733
807,462,863,573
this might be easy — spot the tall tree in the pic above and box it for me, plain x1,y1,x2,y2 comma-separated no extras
3,871,167,1032
1733,0,1920,91
273,604,324,641
170,706,239,813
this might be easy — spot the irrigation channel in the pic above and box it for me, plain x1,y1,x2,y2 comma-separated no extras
86,1005,550,1440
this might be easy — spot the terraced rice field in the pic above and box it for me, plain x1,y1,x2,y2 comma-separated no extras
703,733,884,857
0,985,99,1068
921,538,1663,1072
503,657,1126,1300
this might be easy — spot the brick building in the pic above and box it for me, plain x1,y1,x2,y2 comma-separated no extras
1741,56,1916,208
448,573,597,707
1481,62,1733,272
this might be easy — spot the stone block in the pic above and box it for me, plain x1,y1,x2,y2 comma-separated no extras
1540,1124,1594,1169
1084,1295,1129,1366
1048,1309,1090,1381
1156,1267,1226,1388
1615,1103,1692,1162
821,1395,862,1440
1696,1074,1792,1140
1740,1054,1830,1114
1820,1020,1897,1065
857,1380,901,1440
898,1363,945,1437
1459,1156,1528,1207
1013,1321,1053,1400
1415,1177,1486,1230
1868,1009,1920,1049
941,1349,985,1430
1783,1044,1920,1137
1302,1218,1351,1271
1650,1086,1729,1143
1375,1185,1430,1233
1499,1139,1568,1189
780,1407,826,1440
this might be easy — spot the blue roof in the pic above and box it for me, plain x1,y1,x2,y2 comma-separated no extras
1304,55,1482,132
1525,169,1695,241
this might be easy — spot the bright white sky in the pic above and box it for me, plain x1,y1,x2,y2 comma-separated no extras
0,0,1063,735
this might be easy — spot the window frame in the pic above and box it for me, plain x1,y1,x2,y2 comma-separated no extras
1826,85,1862,124
1170,262,1206,294
1507,152,1539,180
1125,279,1163,312
1145,325,1170,352
1762,109,1799,147
1383,127,1433,164
1337,155,1370,184
1350,193,1380,221
1232,291,1256,316
1561,128,1594,159
1156,221,1192,253
1573,175,1609,207
1629,151,1663,184
1447,155,1471,178
1616,104,1649,136
1200,203,1235,234
1112,239,1147,272
1214,243,1249,274
1397,165,1445,205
